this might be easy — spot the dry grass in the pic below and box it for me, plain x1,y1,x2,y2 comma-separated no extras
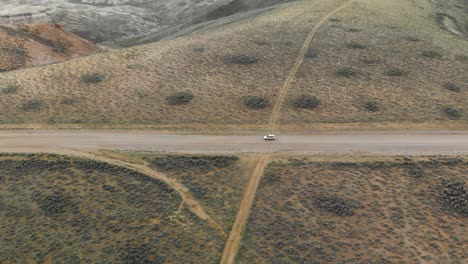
0,0,466,127
0,153,226,263
238,156,468,263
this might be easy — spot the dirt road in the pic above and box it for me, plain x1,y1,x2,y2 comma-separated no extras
2,130,467,156
219,155,270,264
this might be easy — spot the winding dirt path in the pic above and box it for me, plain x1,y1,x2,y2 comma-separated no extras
221,1,356,263
268,0,356,132
33,148,226,236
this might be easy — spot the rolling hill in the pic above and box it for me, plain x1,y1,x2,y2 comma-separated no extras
0,0,465,130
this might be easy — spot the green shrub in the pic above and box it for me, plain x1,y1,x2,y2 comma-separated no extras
81,73,105,84
61,98,78,105
305,48,319,58
365,101,379,112
314,195,359,216
2,85,18,94
406,36,421,42
437,180,467,217
443,83,461,92
35,187,76,216
292,94,320,109
346,42,366,49
22,99,43,111
336,67,357,78
443,107,463,119
244,96,269,109
384,67,405,76
421,50,442,59
166,92,194,106
225,55,258,65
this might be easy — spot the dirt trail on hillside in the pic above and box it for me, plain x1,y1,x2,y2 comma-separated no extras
32,148,226,236
268,0,356,132
219,155,270,264
221,1,356,263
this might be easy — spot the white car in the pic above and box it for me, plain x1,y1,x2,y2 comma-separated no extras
263,134,276,140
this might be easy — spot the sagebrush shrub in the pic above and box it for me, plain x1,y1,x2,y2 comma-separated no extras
22,99,43,111
336,67,357,77
443,83,461,92
81,73,105,84
365,101,379,112
292,94,320,109
443,107,463,119
244,96,269,109
225,55,258,65
2,85,18,94
385,67,405,76
421,50,442,59
166,92,194,106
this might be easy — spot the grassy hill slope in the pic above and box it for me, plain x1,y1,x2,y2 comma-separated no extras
0,0,466,129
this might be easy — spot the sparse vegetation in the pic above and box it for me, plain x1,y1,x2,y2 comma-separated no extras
365,101,379,112
443,83,461,92
305,48,319,58
239,157,468,263
22,99,43,111
60,98,78,105
384,67,405,76
406,36,421,42
225,55,258,65
421,50,443,59
336,67,357,77
437,180,467,217
443,107,463,119
346,42,366,49
166,92,194,106
80,73,106,84
244,96,269,109
292,94,320,109
1,85,18,94
314,195,359,216
126,153,245,233
35,186,76,216
0,154,224,263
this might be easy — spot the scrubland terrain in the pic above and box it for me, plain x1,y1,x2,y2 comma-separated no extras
110,152,251,234
0,0,465,129
0,153,248,263
0,0,467,263
238,156,467,263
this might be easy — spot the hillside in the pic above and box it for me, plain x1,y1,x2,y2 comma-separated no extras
1,0,297,47
0,0,466,129
0,23,100,72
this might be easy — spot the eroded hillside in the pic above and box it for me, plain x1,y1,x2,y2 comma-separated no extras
0,23,100,72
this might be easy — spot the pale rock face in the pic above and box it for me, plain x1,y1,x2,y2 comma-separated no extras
0,0,294,46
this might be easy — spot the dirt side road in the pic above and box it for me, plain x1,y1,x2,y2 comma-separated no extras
1,130,467,156
219,155,270,264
